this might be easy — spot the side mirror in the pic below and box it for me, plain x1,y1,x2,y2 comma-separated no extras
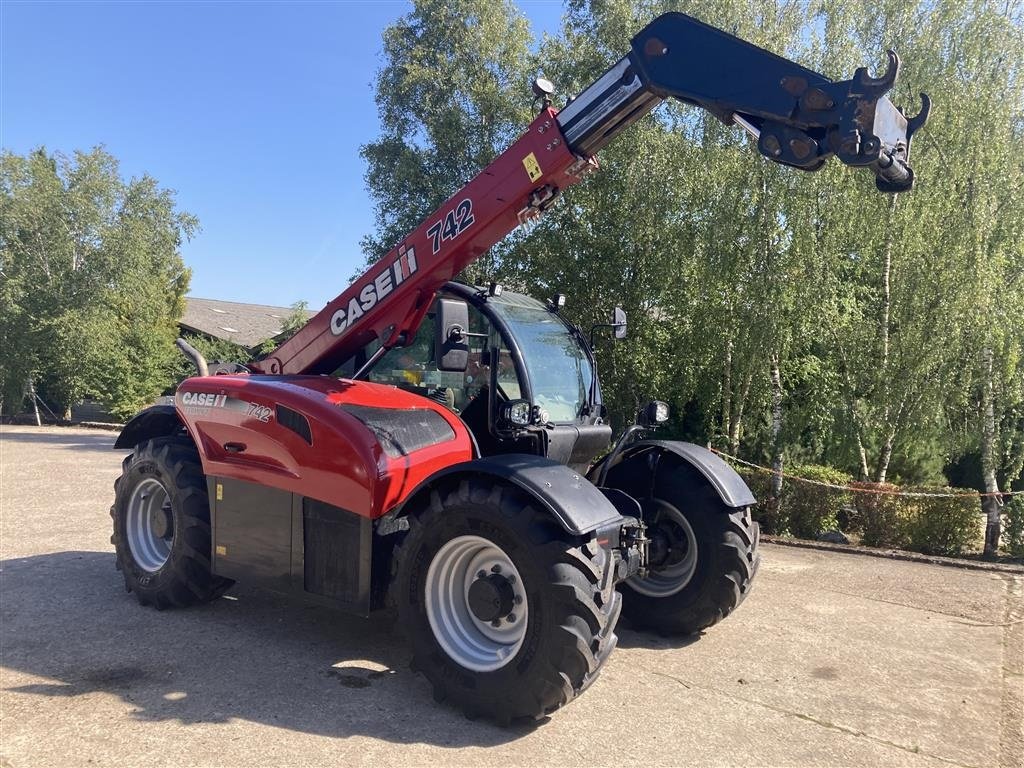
435,297,469,372
589,306,629,348
613,306,627,339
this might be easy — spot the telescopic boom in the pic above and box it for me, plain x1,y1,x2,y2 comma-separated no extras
251,12,929,377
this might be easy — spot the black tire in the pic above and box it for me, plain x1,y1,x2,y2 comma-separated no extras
111,436,232,609
612,456,760,636
393,478,621,724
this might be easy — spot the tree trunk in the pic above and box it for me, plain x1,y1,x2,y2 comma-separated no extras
721,338,732,449
849,399,870,480
769,354,784,499
981,347,1003,556
875,430,895,484
729,369,753,455
856,434,870,481
880,217,892,377
873,196,898,484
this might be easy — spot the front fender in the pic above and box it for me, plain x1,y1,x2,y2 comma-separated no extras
113,404,184,450
396,454,625,536
592,440,755,509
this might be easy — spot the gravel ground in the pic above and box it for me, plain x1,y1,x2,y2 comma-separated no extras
1,424,1021,768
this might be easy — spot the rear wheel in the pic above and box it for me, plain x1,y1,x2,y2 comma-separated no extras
111,437,231,608
394,479,621,723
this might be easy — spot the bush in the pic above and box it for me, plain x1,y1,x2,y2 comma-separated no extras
1003,496,1024,557
783,465,852,539
736,467,783,533
900,488,982,556
853,482,906,548
738,464,852,537
734,462,988,558
855,483,982,556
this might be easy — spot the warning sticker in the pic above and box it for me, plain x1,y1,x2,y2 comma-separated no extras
523,152,542,182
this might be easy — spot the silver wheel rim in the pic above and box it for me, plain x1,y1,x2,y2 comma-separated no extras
424,535,528,672
628,505,698,597
126,477,174,573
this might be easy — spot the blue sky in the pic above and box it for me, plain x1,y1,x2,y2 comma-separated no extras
1,0,564,309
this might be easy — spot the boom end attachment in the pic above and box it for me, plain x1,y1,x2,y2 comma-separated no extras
571,12,935,193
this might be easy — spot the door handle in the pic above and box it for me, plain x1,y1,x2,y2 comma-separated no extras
223,442,247,454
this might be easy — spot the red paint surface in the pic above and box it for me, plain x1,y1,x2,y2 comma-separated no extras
175,375,473,518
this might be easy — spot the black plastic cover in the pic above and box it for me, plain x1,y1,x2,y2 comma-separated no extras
340,404,456,458
113,404,182,449
605,440,756,508
415,454,625,536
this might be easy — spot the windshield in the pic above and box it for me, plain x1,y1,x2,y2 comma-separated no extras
489,296,593,423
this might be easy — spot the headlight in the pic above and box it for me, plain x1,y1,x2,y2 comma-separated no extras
639,400,670,426
653,401,669,423
503,399,532,427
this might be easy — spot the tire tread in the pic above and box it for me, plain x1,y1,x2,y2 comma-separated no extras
112,436,232,608
393,479,621,723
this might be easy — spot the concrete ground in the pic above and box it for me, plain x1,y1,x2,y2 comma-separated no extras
1,424,1021,768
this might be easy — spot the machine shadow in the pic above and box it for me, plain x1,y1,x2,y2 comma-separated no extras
615,623,703,651
0,551,534,747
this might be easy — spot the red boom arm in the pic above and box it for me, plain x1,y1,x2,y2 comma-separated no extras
251,12,927,377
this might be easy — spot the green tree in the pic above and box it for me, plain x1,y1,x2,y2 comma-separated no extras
1,147,196,420
360,0,534,283
359,0,1023,522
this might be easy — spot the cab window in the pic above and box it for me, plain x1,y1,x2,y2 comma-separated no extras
349,303,498,413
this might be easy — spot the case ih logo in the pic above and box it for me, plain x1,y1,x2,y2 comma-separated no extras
180,392,227,408
330,245,417,336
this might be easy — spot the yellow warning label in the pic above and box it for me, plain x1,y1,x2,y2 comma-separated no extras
216,483,223,501
216,545,227,556
523,152,542,182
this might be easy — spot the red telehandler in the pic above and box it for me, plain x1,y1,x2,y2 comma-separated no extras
110,13,929,723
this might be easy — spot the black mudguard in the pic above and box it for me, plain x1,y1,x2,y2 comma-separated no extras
592,440,755,509
113,404,183,450
397,454,625,536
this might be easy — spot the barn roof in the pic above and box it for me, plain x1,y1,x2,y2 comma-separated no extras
180,297,315,348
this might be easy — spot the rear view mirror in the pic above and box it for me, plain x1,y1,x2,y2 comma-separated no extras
613,306,627,339
435,297,469,372
589,305,629,348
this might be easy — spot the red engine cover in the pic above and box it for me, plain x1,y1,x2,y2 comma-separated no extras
174,375,474,518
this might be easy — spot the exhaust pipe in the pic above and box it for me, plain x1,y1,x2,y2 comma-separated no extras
175,338,209,377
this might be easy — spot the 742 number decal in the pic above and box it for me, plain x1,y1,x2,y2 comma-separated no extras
246,402,272,423
426,199,474,255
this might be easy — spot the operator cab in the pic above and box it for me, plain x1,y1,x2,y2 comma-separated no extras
335,283,615,472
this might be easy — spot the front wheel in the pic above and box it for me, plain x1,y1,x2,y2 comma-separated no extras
616,460,760,636
393,479,621,723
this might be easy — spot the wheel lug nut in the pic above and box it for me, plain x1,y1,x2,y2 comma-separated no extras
490,619,501,628
507,575,516,584
514,595,522,605
491,564,502,573
507,613,516,623
476,570,486,579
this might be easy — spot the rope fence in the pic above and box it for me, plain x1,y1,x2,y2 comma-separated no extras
710,448,1024,499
